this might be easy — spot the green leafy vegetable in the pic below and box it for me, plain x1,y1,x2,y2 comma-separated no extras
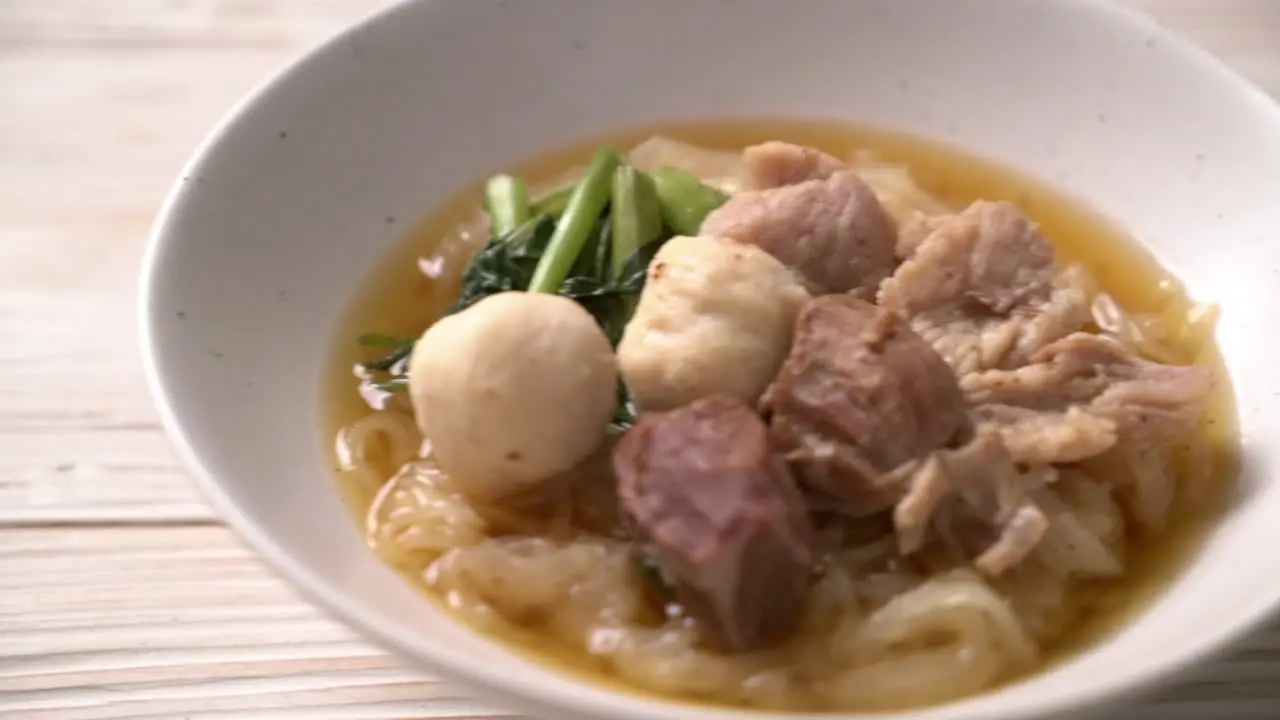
635,555,674,597
561,241,659,435
357,333,414,348
357,333,416,375
359,216,554,372
361,343,412,373
483,174,531,236
570,216,612,281
649,167,728,236
566,241,659,323
608,391,638,435
358,146,695,436
447,214,556,315
373,378,409,392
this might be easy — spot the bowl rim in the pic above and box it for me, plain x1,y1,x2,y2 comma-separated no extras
139,0,1280,718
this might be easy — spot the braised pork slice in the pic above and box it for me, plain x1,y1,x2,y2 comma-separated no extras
968,404,1119,466
894,212,950,259
613,395,814,652
699,171,896,296
877,200,1090,374
962,332,1213,530
761,295,968,512
962,332,1211,458
899,426,1052,576
742,141,844,189
742,141,955,235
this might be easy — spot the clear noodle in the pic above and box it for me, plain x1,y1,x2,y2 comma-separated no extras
334,136,1225,711
848,150,954,227
627,136,747,195
335,410,421,493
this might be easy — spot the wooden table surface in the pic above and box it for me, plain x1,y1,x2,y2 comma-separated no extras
3,1,1280,718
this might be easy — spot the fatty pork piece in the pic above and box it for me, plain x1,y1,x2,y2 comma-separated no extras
613,395,814,652
742,141,954,233
741,141,845,189
962,332,1213,530
760,295,1049,576
699,170,896,296
877,200,1091,375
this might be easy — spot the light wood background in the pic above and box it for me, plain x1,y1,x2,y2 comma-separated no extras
3,1,1280,718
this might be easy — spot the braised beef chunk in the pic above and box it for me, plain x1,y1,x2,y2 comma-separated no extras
613,395,814,652
742,141,844,189
761,295,969,513
878,200,1090,374
699,171,896,296
760,296,1053,576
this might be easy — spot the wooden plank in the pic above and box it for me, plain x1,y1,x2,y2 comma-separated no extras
0,0,360,48
3,526,1280,718
1127,0,1280,93
0,46,335,524
0,526,513,720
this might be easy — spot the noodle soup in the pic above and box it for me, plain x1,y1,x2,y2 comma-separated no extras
324,120,1238,712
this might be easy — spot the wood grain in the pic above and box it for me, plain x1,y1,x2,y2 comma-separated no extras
2,1,1280,717
1,526,1280,720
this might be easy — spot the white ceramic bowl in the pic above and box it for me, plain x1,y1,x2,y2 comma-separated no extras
140,1,1280,718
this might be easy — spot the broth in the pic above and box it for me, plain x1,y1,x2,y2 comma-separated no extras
323,119,1238,710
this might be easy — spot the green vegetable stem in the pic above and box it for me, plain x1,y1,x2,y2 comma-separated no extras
610,165,664,280
530,184,574,218
649,167,728,236
527,146,621,294
360,145,699,427
482,174,531,237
